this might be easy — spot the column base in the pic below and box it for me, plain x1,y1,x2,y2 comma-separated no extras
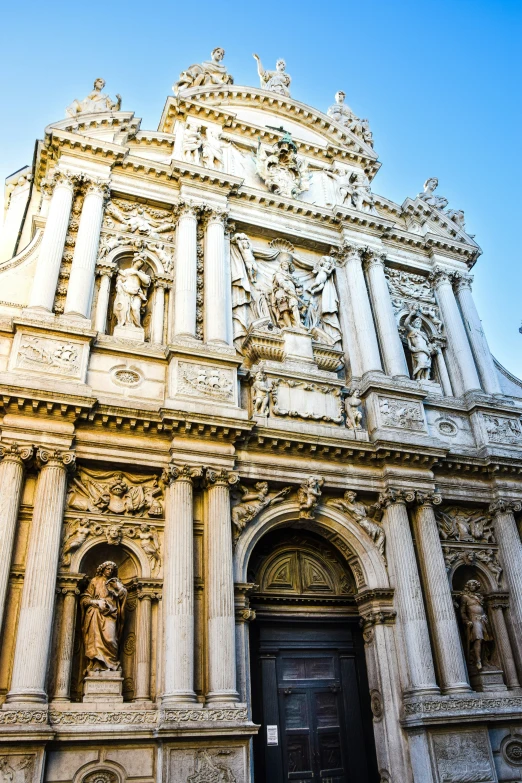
441,683,472,695
4,688,48,705
404,685,441,698
205,689,241,707
161,690,201,707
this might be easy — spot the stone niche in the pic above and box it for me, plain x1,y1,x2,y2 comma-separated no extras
164,742,249,783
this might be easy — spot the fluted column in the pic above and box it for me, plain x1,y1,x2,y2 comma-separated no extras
378,489,439,694
412,492,470,693
134,582,157,701
0,443,33,637
486,594,520,689
204,210,229,344
489,499,522,651
434,348,453,396
342,244,383,376
174,203,198,338
53,575,81,702
29,172,76,312
431,267,481,395
454,274,502,396
161,463,202,706
151,278,170,344
364,252,409,378
94,263,116,333
64,180,109,318
205,468,240,705
6,448,75,704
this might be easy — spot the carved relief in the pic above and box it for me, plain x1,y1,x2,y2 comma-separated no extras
104,199,175,241
344,387,363,430
436,507,495,544
443,547,502,586
384,267,435,304
483,414,522,445
297,476,324,519
271,378,343,423
251,370,271,416
177,362,235,402
67,469,164,517
82,771,119,783
187,750,236,783
327,492,385,561
255,132,311,199
231,482,292,542
501,735,522,767
182,123,224,170
0,755,34,781
378,397,425,431
327,91,374,146
431,729,495,783
14,334,83,378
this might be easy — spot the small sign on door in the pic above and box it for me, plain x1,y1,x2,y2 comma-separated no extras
267,724,279,746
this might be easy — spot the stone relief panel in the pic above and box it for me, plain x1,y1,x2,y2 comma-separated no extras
0,754,35,782
425,409,475,448
67,469,164,518
271,378,343,423
231,482,292,544
176,361,235,403
255,132,310,198
10,332,86,380
166,745,247,783
430,728,496,783
436,505,502,587
376,396,426,432
104,199,175,242
483,414,522,446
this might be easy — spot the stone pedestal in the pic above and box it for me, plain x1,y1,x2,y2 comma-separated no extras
469,666,506,692
282,329,315,364
113,323,145,342
83,671,124,702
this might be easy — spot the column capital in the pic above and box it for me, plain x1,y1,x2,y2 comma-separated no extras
429,265,457,288
154,275,173,290
362,248,387,271
95,261,117,278
36,448,76,472
204,206,229,227
84,178,111,201
377,487,415,508
57,573,83,595
0,442,34,466
452,271,474,294
162,463,203,486
489,498,522,517
338,242,365,265
412,491,443,507
205,468,240,488
485,591,510,610
175,200,199,220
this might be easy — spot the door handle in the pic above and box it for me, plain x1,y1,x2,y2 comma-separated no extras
283,687,292,696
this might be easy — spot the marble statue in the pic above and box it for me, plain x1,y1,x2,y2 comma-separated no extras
80,561,127,673
61,517,93,566
447,208,466,228
183,124,202,165
332,166,373,212
352,172,374,212
114,257,151,329
252,370,271,415
326,91,373,146
344,388,363,430
138,523,161,571
459,579,492,671
174,48,233,94
105,202,174,240
201,127,224,170
256,133,311,198
418,178,448,211
298,475,324,519
231,482,291,538
66,78,121,118
253,54,291,97
404,311,433,380
307,256,341,345
327,491,385,558
270,257,304,330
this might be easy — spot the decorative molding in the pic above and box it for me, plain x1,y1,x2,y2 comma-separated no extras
271,378,343,424
161,707,248,723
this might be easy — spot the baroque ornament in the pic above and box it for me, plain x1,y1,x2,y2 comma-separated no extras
105,200,175,241
187,750,236,783
436,507,495,543
297,476,324,519
178,363,234,402
16,335,81,377
344,387,363,430
255,131,311,199
82,772,118,783
378,397,425,431
231,482,292,541
67,468,164,517
327,492,386,560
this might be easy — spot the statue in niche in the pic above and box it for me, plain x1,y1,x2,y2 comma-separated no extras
344,388,363,430
252,370,272,415
201,127,224,170
298,476,324,519
327,91,373,146
306,256,341,344
114,257,151,329
80,561,127,674
327,491,385,559
182,124,202,165
459,579,493,671
230,233,269,347
417,177,448,211
253,54,291,97
271,257,305,330
255,132,311,198
138,523,161,571
174,47,233,94
231,482,292,539
404,310,433,380
66,78,121,118
67,469,164,517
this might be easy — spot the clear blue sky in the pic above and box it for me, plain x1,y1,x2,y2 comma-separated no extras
2,0,521,376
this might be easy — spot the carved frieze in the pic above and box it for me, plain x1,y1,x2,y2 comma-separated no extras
271,378,343,423
385,267,435,304
377,396,426,431
176,362,235,403
104,199,175,241
483,414,522,445
12,333,85,379
67,469,164,517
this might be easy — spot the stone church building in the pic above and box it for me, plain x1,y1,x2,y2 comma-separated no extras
1,49,522,783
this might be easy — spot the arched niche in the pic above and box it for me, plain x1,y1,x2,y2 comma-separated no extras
104,251,157,341
70,533,151,578
449,560,497,594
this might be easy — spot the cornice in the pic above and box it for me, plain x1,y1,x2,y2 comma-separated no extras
45,128,127,163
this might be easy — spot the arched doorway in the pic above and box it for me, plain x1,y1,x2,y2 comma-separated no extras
248,529,379,783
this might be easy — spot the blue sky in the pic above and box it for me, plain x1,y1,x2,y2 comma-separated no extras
2,0,521,376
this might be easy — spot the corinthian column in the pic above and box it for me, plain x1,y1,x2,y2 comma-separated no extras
173,203,198,338
0,443,33,637
489,499,522,652
364,252,409,378
486,594,520,689
453,274,502,396
64,180,109,319
378,489,439,694
342,244,383,376
161,463,203,706
6,448,75,704
205,468,240,705
412,492,470,693
204,209,229,344
53,575,81,702
29,172,76,312
430,267,481,395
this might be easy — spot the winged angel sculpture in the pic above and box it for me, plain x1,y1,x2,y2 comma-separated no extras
231,236,342,352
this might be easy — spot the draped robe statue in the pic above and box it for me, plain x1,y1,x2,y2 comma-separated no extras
81,561,127,673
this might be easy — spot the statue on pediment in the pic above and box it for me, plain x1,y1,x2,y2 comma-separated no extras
253,54,291,97
255,132,311,199
66,78,121,118
173,48,233,94
327,91,373,146
418,177,448,211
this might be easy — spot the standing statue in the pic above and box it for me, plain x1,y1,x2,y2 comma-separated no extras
417,177,448,211
113,257,151,329
201,127,224,170
174,48,233,94
271,258,304,330
352,172,374,212
327,491,385,559
459,579,493,671
298,476,324,519
307,256,341,347
252,370,272,416
66,78,121,118
253,54,291,97
80,561,127,673
138,523,162,571
344,388,363,430
182,124,202,165
404,311,433,380
327,91,374,146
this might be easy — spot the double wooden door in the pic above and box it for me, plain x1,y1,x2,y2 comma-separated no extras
251,618,378,783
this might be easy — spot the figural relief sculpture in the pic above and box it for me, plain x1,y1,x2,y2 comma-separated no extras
231,482,292,542
66,78,121,118
459,579,493,671
298,476,324,519
252,370,271,415
67,469,164,517
327,91,374,146
105,200,175,241
182,124,224,170
344,388,363,430
330,163,375,212
81,561,127,674
173,48,234,94
436,507,495,543
253,54,291,97
327,492,386,560
255,131,311,198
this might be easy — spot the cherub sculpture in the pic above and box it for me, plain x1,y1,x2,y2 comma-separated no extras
345,388,363,430
252,370,271,416
138,523,162,572
231,482,291,540
61,517,93,566
297,476,324,519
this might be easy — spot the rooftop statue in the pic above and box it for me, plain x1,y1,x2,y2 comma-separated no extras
253,54,291,97
417,177,449,211
173,47,233,95
66,78,121,118
327,91,373,147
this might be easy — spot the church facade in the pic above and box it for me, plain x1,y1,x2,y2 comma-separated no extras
1,49,522,783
